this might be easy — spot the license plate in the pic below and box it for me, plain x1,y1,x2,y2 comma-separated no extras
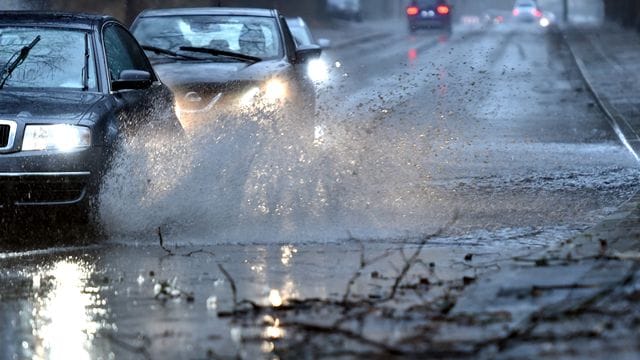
421,10,435,17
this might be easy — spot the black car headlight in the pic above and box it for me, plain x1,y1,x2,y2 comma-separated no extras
22,124,91,152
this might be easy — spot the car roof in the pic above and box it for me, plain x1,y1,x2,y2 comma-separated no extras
0,11,116,29
137,7,277,18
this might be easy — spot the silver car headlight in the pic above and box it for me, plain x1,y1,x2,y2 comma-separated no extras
239,79,288,108
307,58,329,82
263,79,288,102
22,124,91,152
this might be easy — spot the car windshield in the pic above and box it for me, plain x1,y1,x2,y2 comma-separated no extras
0,27,97,90
132,15,283,60
515,0,537,7
415,1,447,7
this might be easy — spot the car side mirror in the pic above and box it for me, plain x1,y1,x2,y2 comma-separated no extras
317,38,331,49
112,70,152,91
295,44,322,63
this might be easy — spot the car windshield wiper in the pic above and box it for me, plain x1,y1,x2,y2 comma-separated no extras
179,46,262,64
0,35,41,89
141,45,198,60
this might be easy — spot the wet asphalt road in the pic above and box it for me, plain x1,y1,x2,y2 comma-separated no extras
1,20,639,359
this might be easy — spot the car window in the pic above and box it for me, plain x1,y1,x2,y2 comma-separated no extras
103,23,153,82
415,0,448,7
279,17,297,61
288,25,313,46
132,15,283,60
515,0,537,7
0,27,97,90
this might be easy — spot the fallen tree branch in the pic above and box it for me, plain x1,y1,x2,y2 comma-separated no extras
99,330,152,360
157,227,173,255
218,264,238,308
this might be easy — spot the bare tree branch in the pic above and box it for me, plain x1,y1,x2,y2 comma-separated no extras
157,226,173,255
218,263,238,308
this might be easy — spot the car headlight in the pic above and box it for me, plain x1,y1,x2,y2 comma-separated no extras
539,17,550,27
307,58,329,82
22,124,91,152
239,86,261,107
239,79,288,108
263,79,287,102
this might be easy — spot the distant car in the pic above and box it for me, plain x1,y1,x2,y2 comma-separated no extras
512,0,543,22
0,12,181,223
327,0,362,22
406,0,452,33
483,10,510,25
130,8,322,130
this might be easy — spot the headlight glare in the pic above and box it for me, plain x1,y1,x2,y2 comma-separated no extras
22,124,91,152
264,79,287,102
307,59,329,82
239,87,261,107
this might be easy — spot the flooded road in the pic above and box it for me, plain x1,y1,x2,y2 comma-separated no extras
1,17,639,359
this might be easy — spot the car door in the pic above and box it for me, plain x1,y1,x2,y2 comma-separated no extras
102,22,177,131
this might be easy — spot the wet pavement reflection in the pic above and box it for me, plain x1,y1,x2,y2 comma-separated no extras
0,229,579,359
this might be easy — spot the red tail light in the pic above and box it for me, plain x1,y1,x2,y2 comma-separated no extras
407,6,419,16
513,9,519,16
436,5,450,15
532,9,542,17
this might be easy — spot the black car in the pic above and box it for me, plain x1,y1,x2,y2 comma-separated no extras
130,7,322,130
0,12,180,223
407,0,453,33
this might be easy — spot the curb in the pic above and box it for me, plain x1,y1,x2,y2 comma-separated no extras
561,30,640,162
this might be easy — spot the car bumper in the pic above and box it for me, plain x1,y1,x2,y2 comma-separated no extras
514,14,538,22
0,147,104,208
176,91,302,130
408,16,451,28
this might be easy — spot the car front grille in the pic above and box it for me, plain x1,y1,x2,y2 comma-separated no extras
0,120,17,150
0,125,10,148
13,182,86,205
0,177,88,207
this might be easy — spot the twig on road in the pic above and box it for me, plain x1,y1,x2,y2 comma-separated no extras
182,248,216,257
382,212,458,302
218,263,238,308
156,226,214,257
100,330,152,360
342,238,392,304
283,320,406,356
157,227,173,255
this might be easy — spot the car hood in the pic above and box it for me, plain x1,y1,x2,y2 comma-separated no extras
0,90,105,124
152,59,291,91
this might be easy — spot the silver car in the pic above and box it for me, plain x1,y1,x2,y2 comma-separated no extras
512,0,543,22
